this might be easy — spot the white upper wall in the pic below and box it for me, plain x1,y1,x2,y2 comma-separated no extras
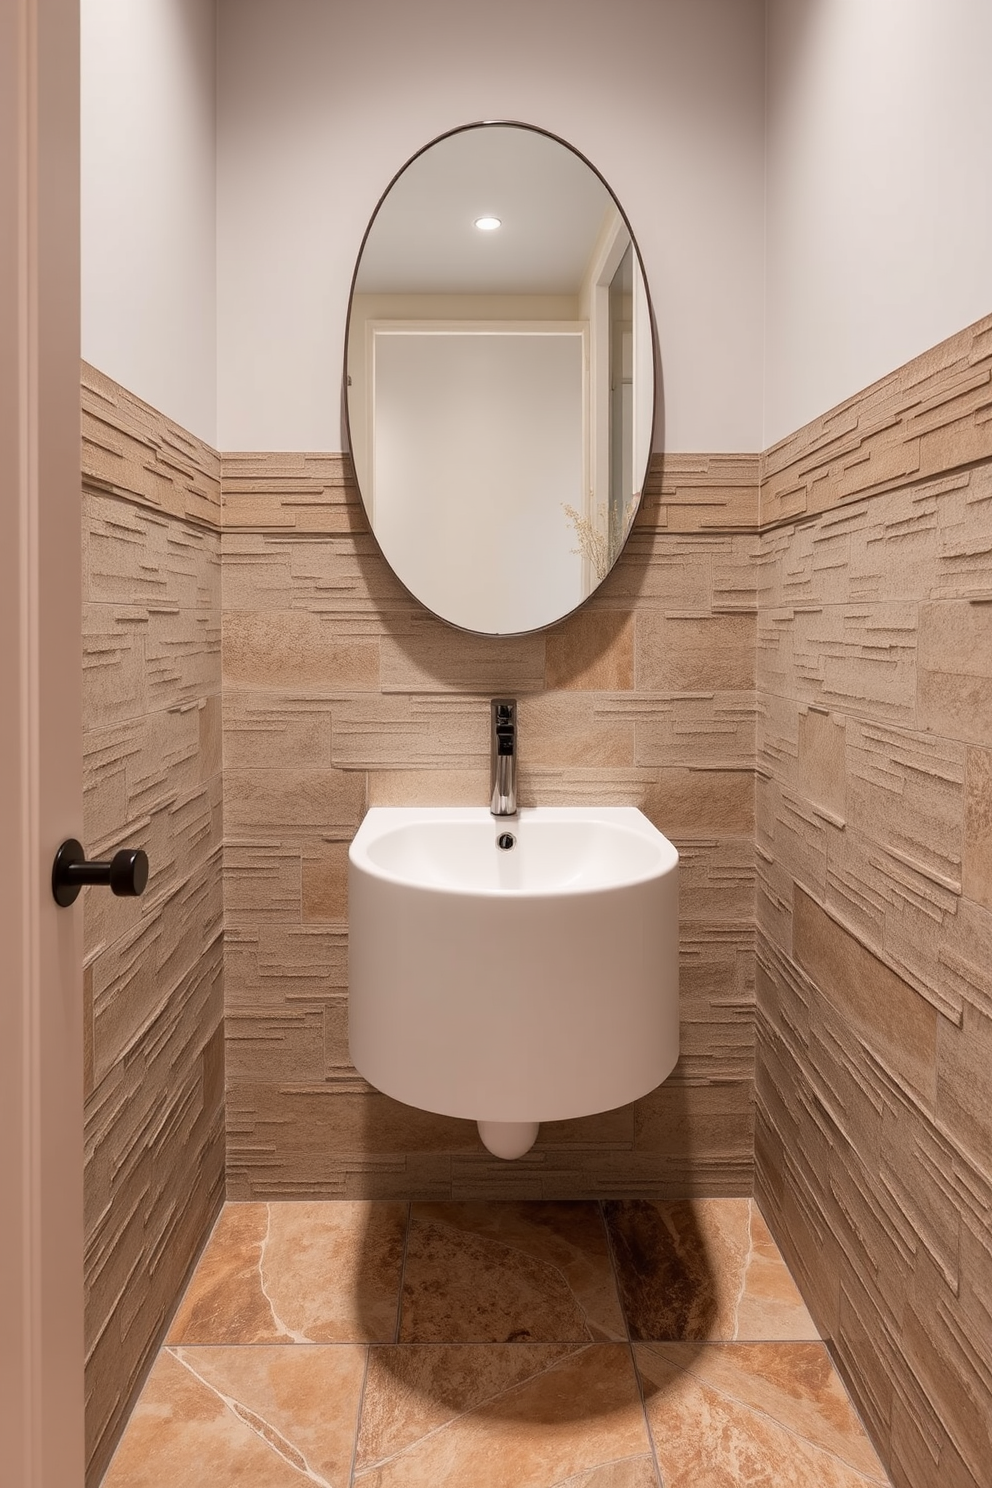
81,0,217,444
216,0,766,452
765,0,992,446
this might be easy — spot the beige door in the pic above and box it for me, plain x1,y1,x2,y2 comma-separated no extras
0,2,85,1485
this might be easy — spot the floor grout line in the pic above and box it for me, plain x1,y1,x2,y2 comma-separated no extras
600,1200,666,1488
347,1345,371,1488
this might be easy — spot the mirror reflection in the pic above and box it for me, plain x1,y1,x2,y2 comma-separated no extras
346,123,655,635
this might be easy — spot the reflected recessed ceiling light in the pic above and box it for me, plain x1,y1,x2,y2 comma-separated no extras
474,216,501,230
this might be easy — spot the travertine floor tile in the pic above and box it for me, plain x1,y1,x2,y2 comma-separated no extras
168,1200,407,1344
399,1201,626,1343
101,1344,366,1487
355,1343,658,1487
636,1342,889,1486
604,1198,818,1341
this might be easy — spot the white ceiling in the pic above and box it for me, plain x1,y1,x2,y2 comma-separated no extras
354,124,616,296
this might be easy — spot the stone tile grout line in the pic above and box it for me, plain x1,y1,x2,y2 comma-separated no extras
599,1200,666,1488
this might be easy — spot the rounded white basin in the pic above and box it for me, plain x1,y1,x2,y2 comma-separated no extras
348,806,679,1143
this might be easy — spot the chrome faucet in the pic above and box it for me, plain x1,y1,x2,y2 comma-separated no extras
490,698,517,816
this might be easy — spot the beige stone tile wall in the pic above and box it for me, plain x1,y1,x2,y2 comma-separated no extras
221,450,760,1201
83,308,992,1488
81,365,225,1486
754,313,992,1488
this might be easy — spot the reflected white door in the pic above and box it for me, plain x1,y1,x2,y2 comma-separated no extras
0,2,85,1485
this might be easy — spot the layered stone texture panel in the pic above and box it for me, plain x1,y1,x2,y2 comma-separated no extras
221,450,759,1201
82,365,225,1486
754,313,992,1488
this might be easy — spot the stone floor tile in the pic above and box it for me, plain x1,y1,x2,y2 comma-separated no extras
636,1341,889,1486
603,1198,819,1341
355,1342,658,1488
168,1199,407,1344
398,1201,626,1343
101,1344,366,1487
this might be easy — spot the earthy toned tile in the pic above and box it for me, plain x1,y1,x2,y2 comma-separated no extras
792,887,937,1106
379,618,546,694
101,1344,365,1488
604,1198,817,1341
330,693,488,771
936,1001,992,1167
641,451,760,532
636,1343,888,1486
168,1200,407,1344
366,766,491,807
517,691,635,767
634,690,755,770
636,611,755,692
224,609,380,690
918,601,992,746
223,766,365,832
399,1201,625,1343
355,1343,655,1488
964,746,992,912
545,610,635,691
798,706,847,819
224,842,302,921
642,767,754,836
301,838,350,921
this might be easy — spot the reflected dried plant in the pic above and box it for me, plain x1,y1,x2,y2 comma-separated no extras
564,494,641,582
564,502,610,581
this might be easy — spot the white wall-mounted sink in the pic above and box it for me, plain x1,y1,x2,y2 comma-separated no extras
348,806,679,1158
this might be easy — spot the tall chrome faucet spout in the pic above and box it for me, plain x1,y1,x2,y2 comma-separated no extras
490,698,517,816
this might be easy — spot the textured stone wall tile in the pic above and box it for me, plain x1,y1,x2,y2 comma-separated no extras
544,609,635,690
595,530,715,609
640,452,760,532
367,767,491,806
633,691,755,769
760,602,919,726
224,842,302,921
225,1006,327,1083
756,327,992,1486
222,456,759,1206
221,451,366,533
845,720,963,888
643,768,754,837
636,611,756,692
676,923,755,1082
676,841,755,922
223,689,332,769
518,690,635,767
82,367,225,1485
917,599,992,745
82,362,221,529
936,1002,992,1173
792,887,938,1106
632,1079,754,1178
302,839,350,923
380,615,547,694
755,776,829,905
220,531,410,621
224,923,349,1005
760,313,992,528
224,609,381,691
330,693,489,771
223,766,365,832
964,747,992,911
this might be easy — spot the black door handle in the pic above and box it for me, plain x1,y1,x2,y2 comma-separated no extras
52,839,149,907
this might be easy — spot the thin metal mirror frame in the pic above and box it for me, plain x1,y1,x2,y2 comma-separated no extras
343,119,659,638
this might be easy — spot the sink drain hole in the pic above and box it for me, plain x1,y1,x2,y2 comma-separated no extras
497,832,516,850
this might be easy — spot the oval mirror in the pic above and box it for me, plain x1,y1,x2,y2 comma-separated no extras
345,122,656,636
